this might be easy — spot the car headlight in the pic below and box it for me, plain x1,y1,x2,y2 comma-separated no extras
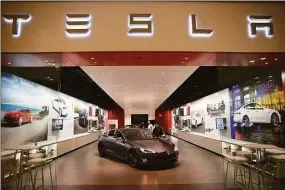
140,148,155,153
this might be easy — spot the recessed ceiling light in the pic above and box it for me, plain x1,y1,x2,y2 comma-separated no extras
116,85,118,87
125,92,127,94
274,58,278,61
91,57,94,60
261,57,266,60
156,85,158,87
166,84,168,87
185,57,188,60
8,62,11,65
52,63,56,66
162,72,164,75
109,73,111,75
94,62,97,64
182,62,185,64
121,85,123,87
50,78,53,81
249,60,255,63
102,73,105,75
265,62,269,65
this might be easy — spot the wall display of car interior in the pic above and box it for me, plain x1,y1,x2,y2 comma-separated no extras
1,72,108,149
172,89,231,138
171,70,285,148
87,105,107,131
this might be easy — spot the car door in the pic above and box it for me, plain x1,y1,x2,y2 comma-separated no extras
244,103,257,122
113,131,129,159
104,130,116,154
23,109,29,122
253,103,265,123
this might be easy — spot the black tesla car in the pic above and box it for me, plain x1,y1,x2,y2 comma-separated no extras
98,128,179,168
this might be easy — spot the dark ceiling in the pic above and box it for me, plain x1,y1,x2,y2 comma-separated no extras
1,67,123,111
157,66,283,110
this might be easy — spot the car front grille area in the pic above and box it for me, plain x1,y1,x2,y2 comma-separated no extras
4,116,14,123
141,151,178,164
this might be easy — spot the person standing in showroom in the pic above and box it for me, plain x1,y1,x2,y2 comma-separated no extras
147,121,154,132
152,123,165,138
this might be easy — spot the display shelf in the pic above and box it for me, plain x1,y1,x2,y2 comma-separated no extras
1,131,102,159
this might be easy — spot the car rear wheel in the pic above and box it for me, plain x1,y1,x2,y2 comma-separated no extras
18,117,23,126
98,143,105,157
127,150,139,168
243,115,250,127
271,113,279,127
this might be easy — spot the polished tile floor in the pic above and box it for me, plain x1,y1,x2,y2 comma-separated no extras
8,137,285,190
49,137,225,189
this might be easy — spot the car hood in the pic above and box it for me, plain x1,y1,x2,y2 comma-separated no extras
128,139,174,153
5,111,21,115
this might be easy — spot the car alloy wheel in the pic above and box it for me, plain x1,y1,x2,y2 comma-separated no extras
243,115,250,127
98,144,105,157
127,150,139,168
18,117,23,126
271,113,279,127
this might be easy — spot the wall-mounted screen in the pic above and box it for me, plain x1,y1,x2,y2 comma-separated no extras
131,114,148,125
95,109,100,117
216,118,227,129
178,108,184,116
52,119,63,131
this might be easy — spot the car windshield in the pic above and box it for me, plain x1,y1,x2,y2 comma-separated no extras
16,108,25,112
121,129,153,140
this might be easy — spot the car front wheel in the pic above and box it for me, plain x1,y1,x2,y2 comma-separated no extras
127,150,139,168
98,143,105,157
243,115,250,127
271,113,279,127
18,117,23,126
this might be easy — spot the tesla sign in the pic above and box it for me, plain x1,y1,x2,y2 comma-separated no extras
2,13,274,39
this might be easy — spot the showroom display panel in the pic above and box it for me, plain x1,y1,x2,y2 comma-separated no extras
171,67,285,149
1,72,108,149
172,88,231,139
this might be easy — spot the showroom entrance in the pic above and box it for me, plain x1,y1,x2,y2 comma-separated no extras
2,1,285,190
